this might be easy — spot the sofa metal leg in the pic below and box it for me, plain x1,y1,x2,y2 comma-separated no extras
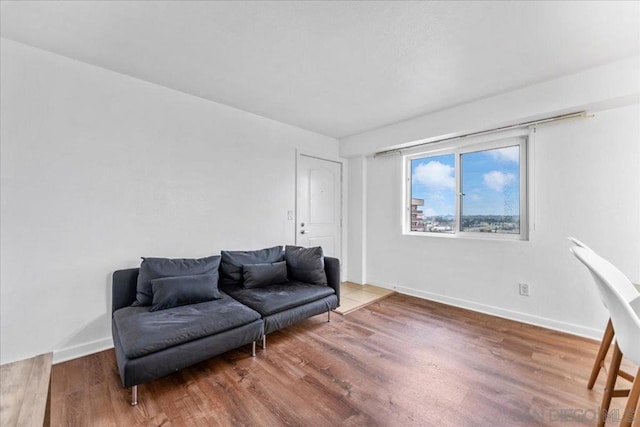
262,335,266,349
252,341,256,357
131,385,138,406
328,310,331,322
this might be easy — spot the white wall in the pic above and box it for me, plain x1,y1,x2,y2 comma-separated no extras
360,105,639,337
341,56,640,157
346,156,367,284
0,39,339,364
344,58,640,339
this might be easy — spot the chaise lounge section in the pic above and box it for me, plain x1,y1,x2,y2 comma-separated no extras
112,268,264,405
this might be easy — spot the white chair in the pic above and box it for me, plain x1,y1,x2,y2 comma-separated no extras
568,237,620,389
571,246,640,427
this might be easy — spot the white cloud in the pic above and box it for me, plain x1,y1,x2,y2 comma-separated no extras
487,146,519,163
422,207,437,217
413,161,455,190
483,171,515,192
469,194,481,201
428,191,446,202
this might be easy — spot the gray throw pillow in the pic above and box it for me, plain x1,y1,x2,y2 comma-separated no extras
243,261,288,289
284,245,327,286
134,255,221,306
149,273,222,312
220,246,283,286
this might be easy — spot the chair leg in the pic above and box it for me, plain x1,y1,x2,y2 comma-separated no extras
589,319,614,389
599,342,623,427
621,368,640,427
131,385,138,406
328,310,331,322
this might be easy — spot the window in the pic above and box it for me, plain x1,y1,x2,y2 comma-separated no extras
406,136,527,239
409,153,456,233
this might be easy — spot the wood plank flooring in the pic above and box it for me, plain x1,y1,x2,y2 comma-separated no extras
51,294,638,426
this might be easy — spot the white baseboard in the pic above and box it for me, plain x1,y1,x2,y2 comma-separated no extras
377,283,603,341
53,337,114,364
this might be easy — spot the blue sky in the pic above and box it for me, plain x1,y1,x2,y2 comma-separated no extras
411,146,519,217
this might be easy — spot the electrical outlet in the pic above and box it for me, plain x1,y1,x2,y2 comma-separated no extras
519,283,530,297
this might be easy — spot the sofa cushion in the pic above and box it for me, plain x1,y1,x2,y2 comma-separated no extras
150,273,222,312
284,245,327,286
243,261,288,289
113,292,261,359
220,246,283,286
134,256,221,306
263,295,338,335
222,281,335,316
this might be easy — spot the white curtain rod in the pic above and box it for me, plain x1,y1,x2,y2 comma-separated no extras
373,111,590,158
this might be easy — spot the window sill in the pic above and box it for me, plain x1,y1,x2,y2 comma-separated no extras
403,231,528,242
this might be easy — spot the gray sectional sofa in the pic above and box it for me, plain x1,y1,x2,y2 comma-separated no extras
111,246,340,405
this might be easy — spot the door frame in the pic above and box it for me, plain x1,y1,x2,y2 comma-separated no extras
295,151,345,277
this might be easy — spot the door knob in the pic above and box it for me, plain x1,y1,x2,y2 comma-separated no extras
300,230,307,234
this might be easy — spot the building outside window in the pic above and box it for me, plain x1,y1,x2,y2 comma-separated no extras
410,198,425,232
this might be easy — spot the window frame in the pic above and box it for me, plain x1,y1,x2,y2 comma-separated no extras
404,134,528,241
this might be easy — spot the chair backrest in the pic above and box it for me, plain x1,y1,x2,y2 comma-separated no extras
568,237,638,304
567,236,592,251
570,246,640,365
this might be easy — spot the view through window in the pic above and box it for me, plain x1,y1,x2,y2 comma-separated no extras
408,137,526,238
460,146,520,233
410,153,456,233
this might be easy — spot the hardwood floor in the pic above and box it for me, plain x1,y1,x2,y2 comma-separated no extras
51,294,637,426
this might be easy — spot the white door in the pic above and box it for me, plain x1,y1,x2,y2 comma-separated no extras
296,155,342,259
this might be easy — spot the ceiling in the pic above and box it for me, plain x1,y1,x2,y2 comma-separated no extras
1,1,639,139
